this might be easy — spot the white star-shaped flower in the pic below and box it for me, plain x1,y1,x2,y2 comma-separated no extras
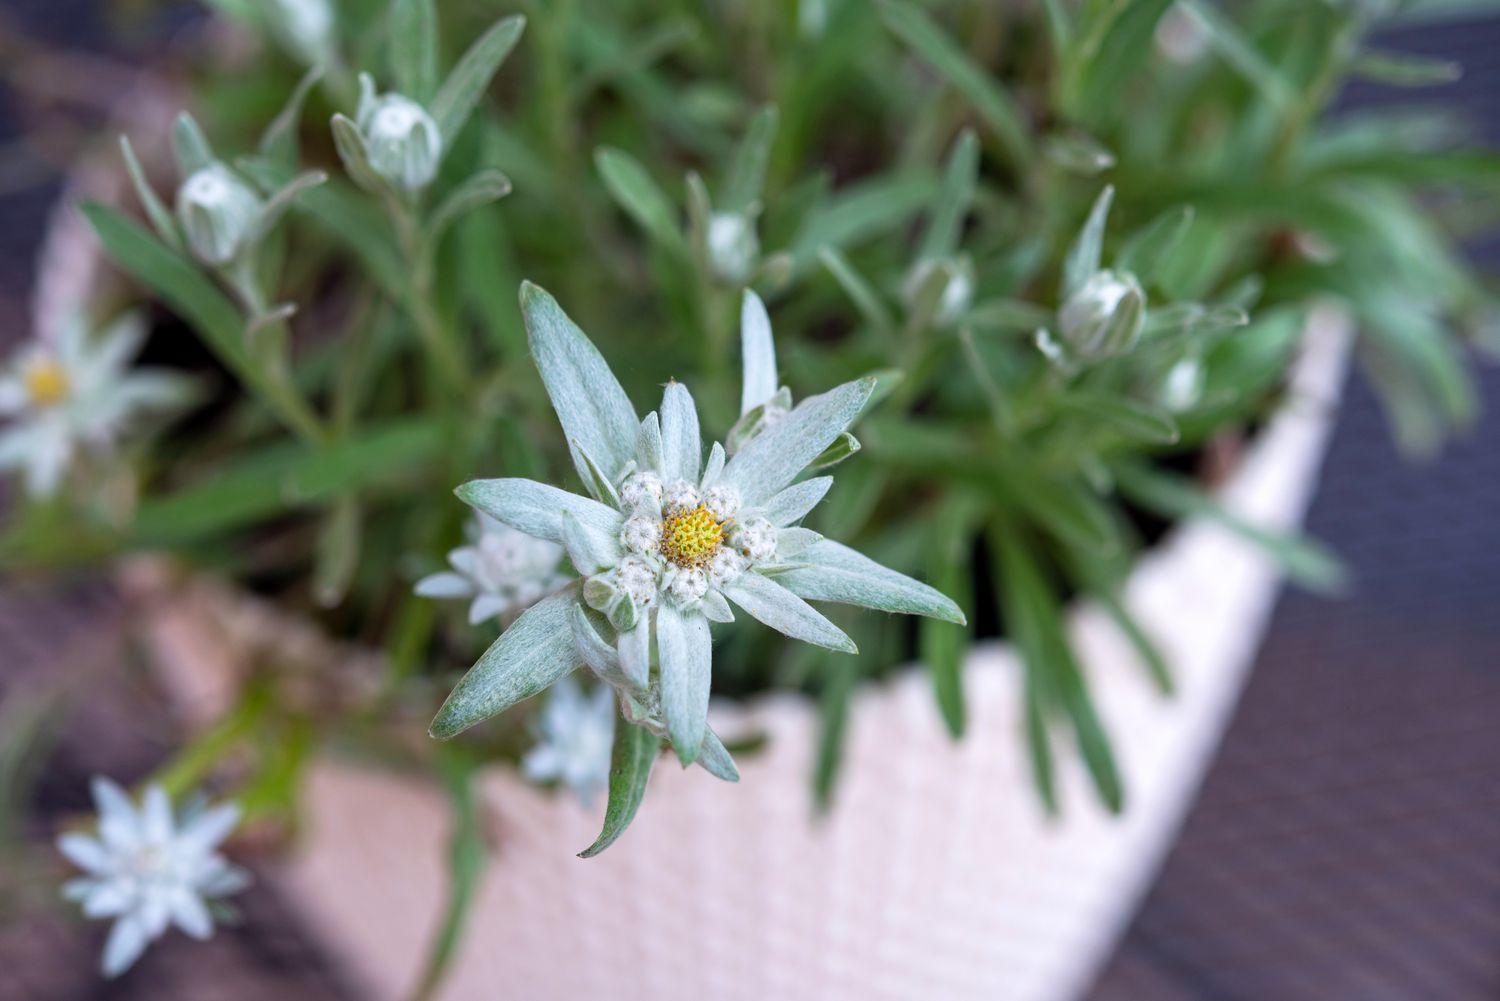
415,513,570,624
520,676,616,805
56,778,249,978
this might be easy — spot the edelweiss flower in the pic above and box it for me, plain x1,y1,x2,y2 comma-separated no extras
415,513,570,624
57,778,248,978
429,284,965,773
521,676,616,804
353,74,443,193
0,314,186,498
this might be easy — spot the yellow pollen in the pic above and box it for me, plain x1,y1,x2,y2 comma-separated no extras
23,360,69,408
661,505,724,568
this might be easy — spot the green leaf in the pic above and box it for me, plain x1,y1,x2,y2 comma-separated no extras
410,749,489,1001
921,496,977,738
878,0,1032,165
131,419,443,545
1061,185,1114,300
119,135,181,252
331,113,386,194
788,173,936,275
578,719,660,858
1351,49,1461,87
817,246,894,334
430,587,583,740
1113,462,1348,593
390,0,439,103
919,128,979,262
82,203,323,442
1058,394,1181,445
1116,206,1194,287
1042,130,1116,176
259,65,325,165
812,656,858,812
1067,0,1174,124
996,530,1123,813
1176,0,1294,111
426,169,512,250
171,112,216,178
430,15,527,152
722,104,779,213
595,146,687,257
313,495,360,609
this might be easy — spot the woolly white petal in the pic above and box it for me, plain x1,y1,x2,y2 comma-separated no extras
101,914,151,978
722,377,874,506
178,802,240,853
739,291,778,416
722,571,857,653
57,833,110,874
656,604,712,765
416,571,477,599
775,539,966,624
456,478,621,553
659,382,702,484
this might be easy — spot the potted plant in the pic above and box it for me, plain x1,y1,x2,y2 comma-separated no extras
19,0,1495,997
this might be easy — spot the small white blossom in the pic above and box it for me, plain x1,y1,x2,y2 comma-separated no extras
415,514,569,625
663,479,701,514
0,314,186,499
175,164,264,267
1161,355,1205,412
521,677,615,805
57,778,248,978
904,256,974,328
1058,269,1146,361
707,211,759,284
270,0,335,63
616,555,660,606
356,75,442,193
733,517,779,563
665,566,709,605
619,470,664,512
707,547,746,586
703,484,741,521
620,514,662,555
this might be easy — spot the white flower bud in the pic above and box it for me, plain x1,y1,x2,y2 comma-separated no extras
663,479,700,515
707,212,759,284
903,256,974,329
270,0,334,62
176,164,264,266
665,566,709,605
734,517,778,563
356,78,442,193
1161,355,1205,412
616,556,659,606
1058,269,1146,361
703,485,741,522
621,515,662,555
620,470,664,512
708,547,746,586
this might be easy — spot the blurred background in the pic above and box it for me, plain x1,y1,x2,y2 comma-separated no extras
0,2,1497,999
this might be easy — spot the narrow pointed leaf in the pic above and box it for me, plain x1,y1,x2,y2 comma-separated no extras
659,382,702,483
740,291,780,415
430,15,527,147
723,377,875,505
390,0,439,103
1062,185,1114,300
918,128,979,262
595,146,687,256
723,572,856,653
723,104,778,213
430,587,582,739
776,540,966,624
456,478,621,550
578,720,659,858
119,136,181,252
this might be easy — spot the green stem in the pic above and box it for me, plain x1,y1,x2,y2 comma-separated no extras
225,258,327,444
385,194,471,396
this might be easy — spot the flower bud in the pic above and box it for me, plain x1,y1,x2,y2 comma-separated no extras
1160,355,1205,412
903,256,974,329
707,211,759,284
176,164,264,266
270,0,334,63
1057,269,1146,361
356,77,442,193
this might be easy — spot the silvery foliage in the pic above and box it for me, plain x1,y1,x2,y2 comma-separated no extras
415,512,570,625
267,0,335,65
57,778,249,978
0,314,187,498
1038,185,1148,369
520,676,616,804
429,284,964,774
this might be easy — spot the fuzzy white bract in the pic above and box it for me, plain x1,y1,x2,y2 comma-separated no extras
355,75,442,193
429,284,965,778
521,676,616,804
415,513,570,625
0,314,186,498
57,778,248,978
176,163,265,267
1058,268,1146,360
706,211,759,284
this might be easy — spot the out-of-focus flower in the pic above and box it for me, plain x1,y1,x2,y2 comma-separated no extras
57,778,248,978
1161,354,1206,412
415,513,570,625
0,314,187,499
521,676,616,804
1155,2,1210,64
1057,268,1146,361
269,0,335,64
354,75,442,193
175,164,265,267
706,211,759,284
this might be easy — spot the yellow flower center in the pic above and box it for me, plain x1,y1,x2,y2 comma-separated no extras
661,505,724,568
23,360,69,408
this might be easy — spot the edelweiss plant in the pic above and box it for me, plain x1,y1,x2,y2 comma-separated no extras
56,779,248,977
431,285,962,847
